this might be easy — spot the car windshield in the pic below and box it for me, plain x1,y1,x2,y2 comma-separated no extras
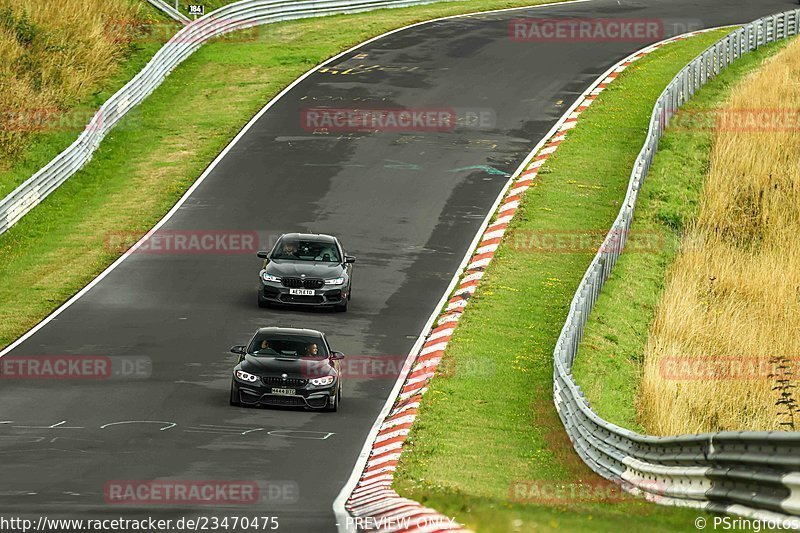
247,334,328,358
271,238,340,262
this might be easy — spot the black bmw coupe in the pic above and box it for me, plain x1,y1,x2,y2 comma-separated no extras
229,327,344,411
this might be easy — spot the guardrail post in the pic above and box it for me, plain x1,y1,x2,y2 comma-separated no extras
701,53,708,86
654,104,662,136
736,31,742,60
772,15,779,41
712,45,718,76
721,40,728,70
681,67,691,105
672,84,678,119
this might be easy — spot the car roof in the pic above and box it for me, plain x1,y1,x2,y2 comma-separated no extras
278,232,336,244
255,327,324,337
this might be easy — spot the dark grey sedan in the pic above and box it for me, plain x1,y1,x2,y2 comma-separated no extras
257,233,355,312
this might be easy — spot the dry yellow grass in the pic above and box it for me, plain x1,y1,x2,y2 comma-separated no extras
0,0,144,166
640,37,800,434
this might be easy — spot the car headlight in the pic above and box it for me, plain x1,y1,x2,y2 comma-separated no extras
324,277,345,286
235,370,259,383
310,375,335,386
261,270,281,283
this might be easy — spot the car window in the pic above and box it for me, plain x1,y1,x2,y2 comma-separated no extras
271,239,341,262
248,334,328,358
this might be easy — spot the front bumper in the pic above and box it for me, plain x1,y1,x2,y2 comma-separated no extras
232,379,336,409
258,283,347,306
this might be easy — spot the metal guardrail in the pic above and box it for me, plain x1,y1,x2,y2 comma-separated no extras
0,0,448,236
554,9,800,524
146,0,192,24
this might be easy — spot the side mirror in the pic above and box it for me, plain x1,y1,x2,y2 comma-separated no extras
344,255,356,264
330,351,345,361
256,251,269,259
230,345,246,355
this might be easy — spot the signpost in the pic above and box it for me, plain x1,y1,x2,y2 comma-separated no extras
188,4,205,18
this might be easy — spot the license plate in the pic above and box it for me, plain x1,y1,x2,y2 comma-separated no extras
289,288,314,296
272,388,296,396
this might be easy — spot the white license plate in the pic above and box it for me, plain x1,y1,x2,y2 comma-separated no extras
271,388,296,396
289,288,314,296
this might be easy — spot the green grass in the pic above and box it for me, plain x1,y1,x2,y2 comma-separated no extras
0,10,177,198
391,29,773,532
0,0,575,349
571,40,789,432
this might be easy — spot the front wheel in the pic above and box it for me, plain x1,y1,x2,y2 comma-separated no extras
324,386,340,412
229,383,241,406
333,298,348,312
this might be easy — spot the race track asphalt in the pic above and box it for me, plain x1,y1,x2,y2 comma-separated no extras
0,0,794,530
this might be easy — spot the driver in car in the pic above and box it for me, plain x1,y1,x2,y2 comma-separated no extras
257,339,277,354
281,241,298,257
306,343,319,356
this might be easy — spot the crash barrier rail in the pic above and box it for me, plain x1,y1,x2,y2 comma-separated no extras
553,9,800,524
146,0,191,24
0,0,447,236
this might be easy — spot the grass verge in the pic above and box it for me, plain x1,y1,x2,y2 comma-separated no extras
391,29,766,532
0,4,174,197
0,0,572,349
572,40,790,433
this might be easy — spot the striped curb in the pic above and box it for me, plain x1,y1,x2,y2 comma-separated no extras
344,30,708,532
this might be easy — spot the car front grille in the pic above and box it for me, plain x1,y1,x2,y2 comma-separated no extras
262,376,308,387
281,277,324,289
